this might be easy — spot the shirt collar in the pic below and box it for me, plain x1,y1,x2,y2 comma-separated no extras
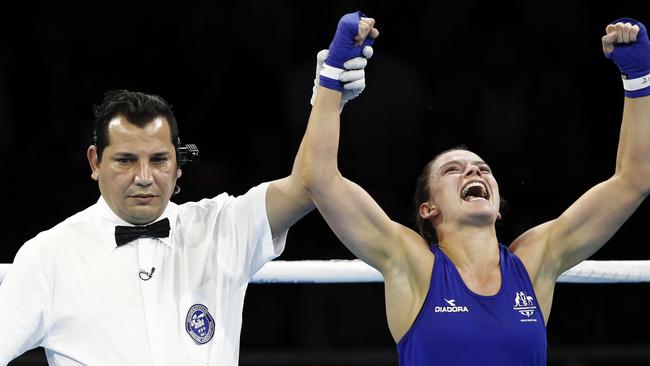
94,196,178,251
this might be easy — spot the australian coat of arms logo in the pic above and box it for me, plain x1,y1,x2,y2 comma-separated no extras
512,291,538,323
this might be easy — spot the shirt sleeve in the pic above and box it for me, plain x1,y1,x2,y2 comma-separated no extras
0,238,50,364
215,182,288,281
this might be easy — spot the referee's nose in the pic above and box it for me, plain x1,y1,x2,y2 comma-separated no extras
134,160,154,187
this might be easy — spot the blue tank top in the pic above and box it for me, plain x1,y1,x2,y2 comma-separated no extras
397,244,547,366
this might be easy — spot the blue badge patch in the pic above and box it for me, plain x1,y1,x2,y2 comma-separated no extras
185,303,215,344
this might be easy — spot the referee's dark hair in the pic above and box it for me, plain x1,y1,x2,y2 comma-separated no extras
93,90,179,161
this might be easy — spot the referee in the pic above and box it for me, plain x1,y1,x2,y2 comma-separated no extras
0,64,369,366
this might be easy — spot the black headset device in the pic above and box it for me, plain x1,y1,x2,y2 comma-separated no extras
177,139,200,167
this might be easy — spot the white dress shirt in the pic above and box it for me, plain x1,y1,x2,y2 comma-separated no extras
0,182,286,366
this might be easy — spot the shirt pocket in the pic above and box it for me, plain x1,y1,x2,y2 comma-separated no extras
179,280,218,364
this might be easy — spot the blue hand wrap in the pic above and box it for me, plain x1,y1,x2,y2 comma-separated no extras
607,18,650,98
320,11,376,92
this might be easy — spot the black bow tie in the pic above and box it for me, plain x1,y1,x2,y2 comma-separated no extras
114,218,170,247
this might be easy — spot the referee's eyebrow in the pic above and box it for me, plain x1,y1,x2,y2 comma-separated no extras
111,151,172,158
112,152,138,158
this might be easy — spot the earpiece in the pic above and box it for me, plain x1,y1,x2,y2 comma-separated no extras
177,138,200,167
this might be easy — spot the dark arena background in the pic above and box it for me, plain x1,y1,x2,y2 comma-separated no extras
2,1,650,365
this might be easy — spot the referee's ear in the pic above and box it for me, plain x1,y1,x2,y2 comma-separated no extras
87,145,100,181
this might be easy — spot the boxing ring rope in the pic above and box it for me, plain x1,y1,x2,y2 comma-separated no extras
3,259,650,284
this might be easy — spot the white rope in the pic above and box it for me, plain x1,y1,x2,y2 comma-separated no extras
252,260,383,284
556,260,650,283
2,260,650,284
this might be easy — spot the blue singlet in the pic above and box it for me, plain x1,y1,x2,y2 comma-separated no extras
397,244,547,365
